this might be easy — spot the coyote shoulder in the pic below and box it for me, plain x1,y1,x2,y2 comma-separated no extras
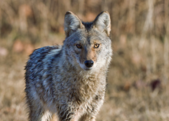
25,11,112,121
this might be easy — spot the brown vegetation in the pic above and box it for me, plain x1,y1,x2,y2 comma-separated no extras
0,0,169,121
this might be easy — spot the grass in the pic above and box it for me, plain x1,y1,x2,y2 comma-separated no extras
1,0,169,120
0,33,169,121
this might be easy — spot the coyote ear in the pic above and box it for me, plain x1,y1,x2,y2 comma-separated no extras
93,11,111,36
64,11,84,37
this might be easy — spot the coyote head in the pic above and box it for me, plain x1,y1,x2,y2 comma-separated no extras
63,11,112,71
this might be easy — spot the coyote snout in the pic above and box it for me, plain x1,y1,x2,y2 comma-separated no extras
25,11,112,121
76,45,99,70
81,60,94,71
84,60,94,68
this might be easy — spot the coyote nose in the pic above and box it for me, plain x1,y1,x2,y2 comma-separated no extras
84,60,94,68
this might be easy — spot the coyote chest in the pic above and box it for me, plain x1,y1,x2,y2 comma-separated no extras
53,71,102,103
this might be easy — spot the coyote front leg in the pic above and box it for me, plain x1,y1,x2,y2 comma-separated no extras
80,92,105,121
57,104,78,121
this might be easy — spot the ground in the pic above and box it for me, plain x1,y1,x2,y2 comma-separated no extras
0,34,169,121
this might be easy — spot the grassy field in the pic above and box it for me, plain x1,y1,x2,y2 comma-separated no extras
0,34,169,121
0,0,169,120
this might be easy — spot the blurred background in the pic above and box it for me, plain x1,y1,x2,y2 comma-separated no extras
0,0,169,121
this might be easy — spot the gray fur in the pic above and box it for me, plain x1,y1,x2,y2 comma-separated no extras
25,11,112,121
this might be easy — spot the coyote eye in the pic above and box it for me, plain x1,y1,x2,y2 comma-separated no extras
76,44,82,49
94,44,100,48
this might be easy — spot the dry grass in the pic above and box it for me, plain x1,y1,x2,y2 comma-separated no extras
0,0,169,121
0,34,169,121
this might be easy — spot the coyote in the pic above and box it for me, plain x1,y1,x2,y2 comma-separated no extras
25,11,112,121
